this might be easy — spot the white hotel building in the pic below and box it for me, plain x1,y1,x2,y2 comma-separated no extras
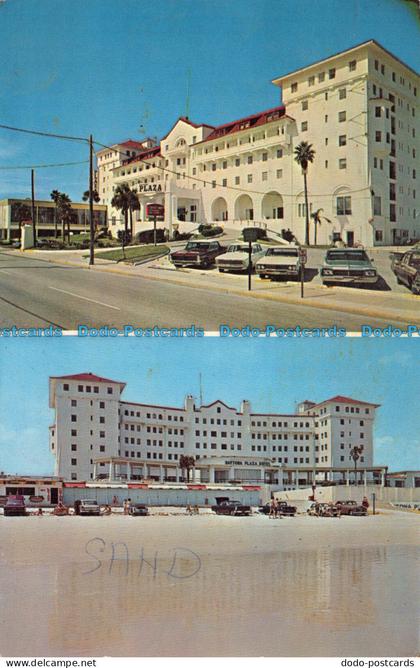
96,40,419,246
49,373,385,489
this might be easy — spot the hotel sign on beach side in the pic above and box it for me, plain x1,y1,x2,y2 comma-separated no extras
137,184,163,193
224,460,271,467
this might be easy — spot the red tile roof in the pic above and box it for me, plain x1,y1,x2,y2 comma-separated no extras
120,146,162,167
119,140,150,150
315,395,380,408
195,105,288,145
51,373,126,386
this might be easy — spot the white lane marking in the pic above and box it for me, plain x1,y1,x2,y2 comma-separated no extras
49,286,121,310
0,269,12,275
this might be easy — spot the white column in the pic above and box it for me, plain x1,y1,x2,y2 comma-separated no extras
295,469,299,488
108,460,113,482
209,466,215,483
159,465,163,482
127,462,131,481
346,470,350,486
93,462,97,480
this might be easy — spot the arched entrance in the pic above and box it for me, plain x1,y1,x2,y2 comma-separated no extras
234,194,254,220
211,197,228,222
262,192,284,220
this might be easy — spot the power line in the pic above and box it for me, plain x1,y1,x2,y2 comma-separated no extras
0,122,87,143
0,160,89,170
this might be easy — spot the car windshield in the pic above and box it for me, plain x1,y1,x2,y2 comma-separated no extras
227,244,248,253
7,499,23,506
185,242,210,250
266,248,298,257
326,250,369,261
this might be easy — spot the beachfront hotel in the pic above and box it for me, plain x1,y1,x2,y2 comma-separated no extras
96,40,419,246
49,373,385,489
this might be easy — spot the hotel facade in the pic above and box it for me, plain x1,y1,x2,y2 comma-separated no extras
49,373,385,490
96,40,419,246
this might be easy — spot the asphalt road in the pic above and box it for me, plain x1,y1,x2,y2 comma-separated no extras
0,251,408,331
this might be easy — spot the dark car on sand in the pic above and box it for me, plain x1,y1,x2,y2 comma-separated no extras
3,495,27,516
211,500,252,516
258,501,297,516
170,240,226,268
335,500,368,516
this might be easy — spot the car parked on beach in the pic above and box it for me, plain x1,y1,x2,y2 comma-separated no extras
170,240,227,268
255,245,302,280
211,500,252,516
215,242,266,273
335,500,368,516
79,499,101,516
3,495,27,516
128,503,149,516
320,248,378,287
258,501,297,516
307,502,340,517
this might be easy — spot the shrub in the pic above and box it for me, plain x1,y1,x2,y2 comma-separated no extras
198,224,223,237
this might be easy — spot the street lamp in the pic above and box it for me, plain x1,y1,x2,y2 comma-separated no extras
349,445,364,485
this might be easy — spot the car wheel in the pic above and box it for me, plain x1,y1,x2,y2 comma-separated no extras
259,274,268,279
323,281,333,287
218,268,225,273
396,276,402,285
411,277,420,295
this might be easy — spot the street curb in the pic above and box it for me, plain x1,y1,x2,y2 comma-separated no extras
9,250,420,326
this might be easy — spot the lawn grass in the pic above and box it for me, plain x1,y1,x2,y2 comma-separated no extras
91,245,170,263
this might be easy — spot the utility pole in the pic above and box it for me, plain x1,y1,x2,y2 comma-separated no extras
89,134,95,266
31,169,36,248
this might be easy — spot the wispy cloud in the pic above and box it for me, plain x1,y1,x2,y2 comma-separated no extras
0,423,54,476
375,434,419,470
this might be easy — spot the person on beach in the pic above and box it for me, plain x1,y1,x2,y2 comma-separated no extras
102,504,112,515
74,499,81,515
362,496,369,510
36,508,43,516
269,498,277,518
123,498,131,515
112,495,119,506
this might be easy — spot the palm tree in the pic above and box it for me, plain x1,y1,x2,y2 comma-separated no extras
179,455,196,483
127,188,140,238
350,445,364,485
82,189,101,238
56,193,72,243
14,202,31,234
310,208,332,246
111,184,132,241
50,189,61,238
294,141,316,245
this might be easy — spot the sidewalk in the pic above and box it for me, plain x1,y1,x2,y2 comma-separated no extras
16,248,420,326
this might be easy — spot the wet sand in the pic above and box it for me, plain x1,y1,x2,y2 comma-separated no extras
0,509,418,657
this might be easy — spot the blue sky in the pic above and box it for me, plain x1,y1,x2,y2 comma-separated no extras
0,336,418,474
0,0,419,201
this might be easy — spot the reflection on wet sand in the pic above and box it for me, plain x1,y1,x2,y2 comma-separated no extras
37,546,418,656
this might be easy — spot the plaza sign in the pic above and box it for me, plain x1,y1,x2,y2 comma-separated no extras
138,184,163,193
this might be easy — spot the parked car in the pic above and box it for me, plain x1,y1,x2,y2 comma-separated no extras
215,242,266,272
255,245,302,280
128,503,149,516
79,499,101,516
258,501,297,516
3,495,27,516
391,250,420,294
320,248,378,286
335,500,368,516
170,240,227,268
307,502,340,518
211,500,252,516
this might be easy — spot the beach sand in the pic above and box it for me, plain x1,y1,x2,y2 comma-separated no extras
0,509,418,657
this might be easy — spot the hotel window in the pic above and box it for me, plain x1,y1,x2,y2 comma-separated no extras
375,106,381,117
63,384,69,391
235,176,240,185
339,135,346,146
374,59,379,70
222,179,227,187
262,172,268,181
276,169,283,178
308,75,315,86
235,158,240,166
338,158,347,169
373,196,382,215
301,121,308,132
302,100,308,111
291,82,298,93
348,60,356,72
318,72,325,82
324,115,328,123
107,387,113,395
71,459,77,466
262,152,268,161
222,161,227,169
338,111,346,122
71,444,77,451
78,385,83,392
71,429,77,437
328,68,336,79
339,88,346,100
247,155,253,164
336,196,352,215
247,174,253,183
212,164,216,171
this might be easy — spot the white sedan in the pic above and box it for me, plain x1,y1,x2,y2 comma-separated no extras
215,243,267,273
255,245,302,280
